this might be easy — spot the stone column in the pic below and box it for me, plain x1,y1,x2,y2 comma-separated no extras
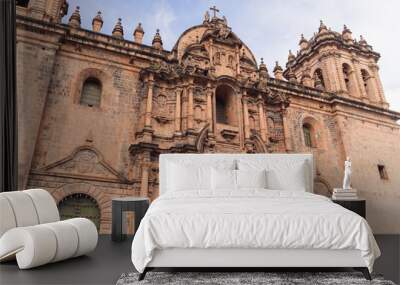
335,58,348,93
282,107,292,152
332,54,347,93
206,83,214,132
235,45,240,76
144,74,154,128
209,39,214,65
187,79,194,130
348,69,362,98
264,107,269,142
352,59,368,100
321,54,341,92
367,74,380,103
174,88,182,134
319,56,333,92
257,96,267,141
242,94,250,140
370,64,386,105
140,161,150,197
30,0,46,19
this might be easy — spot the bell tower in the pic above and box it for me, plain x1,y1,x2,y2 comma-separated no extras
16,0,69,23
284,21,388,109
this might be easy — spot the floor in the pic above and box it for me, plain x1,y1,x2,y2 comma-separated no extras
0,235,399,285
0,235,134,285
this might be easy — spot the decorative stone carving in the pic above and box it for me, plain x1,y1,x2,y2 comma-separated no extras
218,25,231,39
220,129,238,141
154,115,170,124
41,147,126,181
59,150,107,175
195,124,216,153
257,79,268,92
204,11,210,23
157,94,167,108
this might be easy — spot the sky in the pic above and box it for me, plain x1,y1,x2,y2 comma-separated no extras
64,0,400,112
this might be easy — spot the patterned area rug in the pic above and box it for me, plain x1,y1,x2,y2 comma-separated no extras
116,271,395,285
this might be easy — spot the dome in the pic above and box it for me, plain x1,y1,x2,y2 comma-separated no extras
172,16,257,69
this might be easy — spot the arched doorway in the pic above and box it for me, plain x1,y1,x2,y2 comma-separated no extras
58,193,101,230
314,179,333,197
215,84,237,126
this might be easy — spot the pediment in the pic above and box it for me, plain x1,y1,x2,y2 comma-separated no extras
40,147,126,182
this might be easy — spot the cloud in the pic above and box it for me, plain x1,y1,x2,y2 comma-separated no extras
144,0,177,48
385,88,400,112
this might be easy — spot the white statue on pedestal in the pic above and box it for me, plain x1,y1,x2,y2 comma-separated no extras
343,157,352,190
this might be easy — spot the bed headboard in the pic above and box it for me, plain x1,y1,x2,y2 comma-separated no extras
159,153,314,195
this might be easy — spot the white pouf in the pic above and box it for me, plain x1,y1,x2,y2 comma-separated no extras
0,189,98,269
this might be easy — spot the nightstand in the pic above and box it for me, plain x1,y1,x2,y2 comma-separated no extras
112,197,149,242
332,199,366,218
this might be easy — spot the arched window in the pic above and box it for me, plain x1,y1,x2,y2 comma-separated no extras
215,84,237,126
58,193,100,230
313,68,325,90
342,63,351,92
303,123,314,148
361,69,375,101
80,78,102,107
216,96,227,124
16,0,30,7
361,69,369,85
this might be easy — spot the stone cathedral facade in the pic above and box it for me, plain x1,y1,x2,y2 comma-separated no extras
16,1,400,233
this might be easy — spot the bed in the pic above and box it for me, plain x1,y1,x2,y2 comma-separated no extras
131,153,380,280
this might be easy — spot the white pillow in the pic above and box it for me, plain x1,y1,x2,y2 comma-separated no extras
168,163,211,191
236,169,267,189
211,168,237,190
237,159,310,192
266,161,307,191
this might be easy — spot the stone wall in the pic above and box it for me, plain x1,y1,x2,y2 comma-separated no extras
30,43,140,177
24,41,142,233
16,25,62,189
286,92,400,233
337,110,400,233
286,100,343,196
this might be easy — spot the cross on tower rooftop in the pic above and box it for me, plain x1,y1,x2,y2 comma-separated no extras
210,5,220,18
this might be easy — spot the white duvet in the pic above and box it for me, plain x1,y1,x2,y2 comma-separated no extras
131,190,380,273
